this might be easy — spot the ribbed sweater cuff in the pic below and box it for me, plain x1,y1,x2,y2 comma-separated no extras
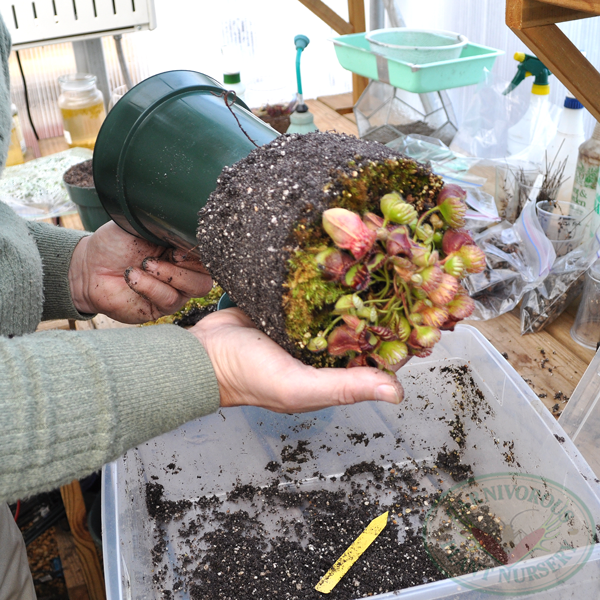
26,221,95,321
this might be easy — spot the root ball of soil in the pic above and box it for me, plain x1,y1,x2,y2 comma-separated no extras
196,132,439,361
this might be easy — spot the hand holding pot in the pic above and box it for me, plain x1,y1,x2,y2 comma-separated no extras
190,308,404,413
69,222,213,323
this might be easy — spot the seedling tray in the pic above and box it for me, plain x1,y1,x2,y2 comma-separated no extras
102,325,600,599
331,33,503,93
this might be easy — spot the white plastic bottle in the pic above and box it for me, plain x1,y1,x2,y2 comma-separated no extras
571,121,600,238
545,95,586,202
221,45,247,104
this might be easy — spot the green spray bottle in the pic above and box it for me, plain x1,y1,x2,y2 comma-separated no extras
504,52,555,162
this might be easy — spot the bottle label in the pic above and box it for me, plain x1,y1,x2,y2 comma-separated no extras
574,161,599,190
572,161,600,209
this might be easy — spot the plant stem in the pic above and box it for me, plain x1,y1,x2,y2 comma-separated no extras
414,207,440,239
400,280,414,313
322,315,344,337
381,298,403,324
379,266,391,298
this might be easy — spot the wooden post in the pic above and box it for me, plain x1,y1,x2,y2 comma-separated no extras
54,525,91,600
347,0,368,103
60,480,106,600
297,0,354,34
506,0,600,123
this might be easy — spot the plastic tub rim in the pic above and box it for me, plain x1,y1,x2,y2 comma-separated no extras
365,28,467,51
331,35,502,67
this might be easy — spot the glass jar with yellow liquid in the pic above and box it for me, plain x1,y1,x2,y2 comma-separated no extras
6,103,26,166
58,73,106,150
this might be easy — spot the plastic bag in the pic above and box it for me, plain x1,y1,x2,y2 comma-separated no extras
449,68,559,165
464,200,556,320
0,148,92,219
520,229,600,334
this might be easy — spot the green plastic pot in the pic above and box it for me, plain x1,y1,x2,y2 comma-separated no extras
93,71,280,251
63,180,112,232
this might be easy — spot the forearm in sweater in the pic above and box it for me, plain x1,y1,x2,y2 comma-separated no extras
26,220,95,321
0,324,220,504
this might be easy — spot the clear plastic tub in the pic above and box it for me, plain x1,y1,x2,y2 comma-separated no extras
560,346,600,475
102,325,600,599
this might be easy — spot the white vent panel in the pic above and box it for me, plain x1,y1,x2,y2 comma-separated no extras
1,0,156,48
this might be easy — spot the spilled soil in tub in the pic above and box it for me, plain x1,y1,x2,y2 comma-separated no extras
142,363,528,599
147,462,448,599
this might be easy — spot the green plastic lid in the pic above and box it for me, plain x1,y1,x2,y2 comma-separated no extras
223,72,241,84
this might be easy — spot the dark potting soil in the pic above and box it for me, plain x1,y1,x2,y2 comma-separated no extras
63,159,94,188
172,304,217,327
196,131,435,359
141,363,525,599
146,461,448,600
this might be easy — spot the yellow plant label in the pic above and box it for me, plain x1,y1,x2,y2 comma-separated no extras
315,511,388,594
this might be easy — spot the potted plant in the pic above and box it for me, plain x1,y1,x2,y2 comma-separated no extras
63,159,111,231
197,131,485,374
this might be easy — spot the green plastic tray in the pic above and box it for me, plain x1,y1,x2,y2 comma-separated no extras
332,33,503,93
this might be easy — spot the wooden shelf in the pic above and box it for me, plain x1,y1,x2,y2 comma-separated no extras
506,0,600,122
540,0,600,12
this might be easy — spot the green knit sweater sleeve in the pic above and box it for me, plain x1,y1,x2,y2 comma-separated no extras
26,221,95,321
0,323,221,504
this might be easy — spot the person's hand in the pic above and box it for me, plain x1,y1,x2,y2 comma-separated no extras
69,222,212,323
190,308,404,413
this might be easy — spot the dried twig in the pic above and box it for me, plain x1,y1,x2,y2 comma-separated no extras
211,90,259,148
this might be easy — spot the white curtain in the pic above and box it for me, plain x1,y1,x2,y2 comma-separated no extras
395,0,600,136
7,0,600,144
131,0,354,108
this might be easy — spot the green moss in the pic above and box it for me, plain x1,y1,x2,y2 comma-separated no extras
283,250,345,343
334,158,443,214
143,283,224,326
